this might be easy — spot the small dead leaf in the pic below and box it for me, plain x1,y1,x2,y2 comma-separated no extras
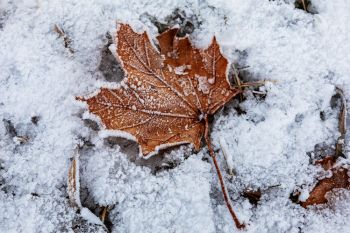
315,156,336,171
242,189,261,205
301,168,349,207
301,157,350,207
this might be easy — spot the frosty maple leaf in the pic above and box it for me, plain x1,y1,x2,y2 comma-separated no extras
82,24,240,156
78,24,244,228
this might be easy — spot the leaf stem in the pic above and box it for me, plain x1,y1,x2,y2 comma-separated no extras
204,117,245,229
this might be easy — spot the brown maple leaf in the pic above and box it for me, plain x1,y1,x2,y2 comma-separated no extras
301,157,350,207
78,24,243,228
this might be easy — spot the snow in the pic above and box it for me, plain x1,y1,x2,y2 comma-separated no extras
197,75,210,94
174,65,189,75
298,189,310,202
219,137,235,175
80,207,105,226
0,0,350,233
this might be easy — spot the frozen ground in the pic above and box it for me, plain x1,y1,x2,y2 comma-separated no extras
0,0,350,232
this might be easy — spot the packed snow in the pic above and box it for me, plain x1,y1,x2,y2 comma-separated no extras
0,0,350,232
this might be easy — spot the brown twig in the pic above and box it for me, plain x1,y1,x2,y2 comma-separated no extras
204,117,245,229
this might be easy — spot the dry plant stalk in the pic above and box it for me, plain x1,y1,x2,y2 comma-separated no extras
68,151,82,208
78,24,244,228
68,150,109,230
99,205,112,224
334,87,347,158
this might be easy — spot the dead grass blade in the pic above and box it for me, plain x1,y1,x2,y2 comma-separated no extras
68,149,82,208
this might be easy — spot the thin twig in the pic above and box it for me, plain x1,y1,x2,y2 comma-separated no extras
335,87,347,158
204,117,245,229
237,65,250,70
231,64,243,101
232,64,242,90
231,80,276,89
54,24,74,53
